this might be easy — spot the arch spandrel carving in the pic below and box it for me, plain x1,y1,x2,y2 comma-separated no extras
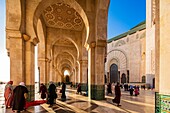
107,49,128,72
115,40,126,47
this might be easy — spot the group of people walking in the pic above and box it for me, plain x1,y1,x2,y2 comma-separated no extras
4,81,67,112
39,82,67,106
4,81,28,113
107,82,140,106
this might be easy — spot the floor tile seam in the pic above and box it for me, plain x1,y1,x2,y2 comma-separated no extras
68,93,127,112
40,103,56,113
121,99,154,107
55,99,88,113
105,95,154,107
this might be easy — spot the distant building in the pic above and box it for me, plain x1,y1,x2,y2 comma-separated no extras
106,21,146,84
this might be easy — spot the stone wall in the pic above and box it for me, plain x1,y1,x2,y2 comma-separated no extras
106,28,146,83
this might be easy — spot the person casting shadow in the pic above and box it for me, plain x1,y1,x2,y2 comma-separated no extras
61,82,66,101
107,83,112,95
77,83,82,94
39,83,47,100
12,82,28,113
48,81,57,107
112,82,121,106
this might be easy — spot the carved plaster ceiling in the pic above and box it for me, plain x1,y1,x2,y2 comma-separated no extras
54,38,74,46
43,3,84,31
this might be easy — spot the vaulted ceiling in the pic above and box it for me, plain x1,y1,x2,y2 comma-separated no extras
42,2,84,31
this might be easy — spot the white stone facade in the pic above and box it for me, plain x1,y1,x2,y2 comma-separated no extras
106,23,146,84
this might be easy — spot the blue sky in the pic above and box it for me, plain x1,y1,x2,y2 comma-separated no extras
0,0,10,82
0,0,146,81
108,0,146,39
0,0,5,51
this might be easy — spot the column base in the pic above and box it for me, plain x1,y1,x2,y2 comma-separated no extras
91,85,105,100
26,85,35,102
155,92,170,113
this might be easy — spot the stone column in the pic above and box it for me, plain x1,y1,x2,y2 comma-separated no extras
45,58,51,83
38,59,46,84
70,70,74,83
88,40,106,100
49,61,54,81
75,66,79,87
80,60,88,91
95,40,106,100
155,0,170,112
146,0,156,89
72,68,76,87
88,42,95,100
107,72,110,84
25,37,38,101
8,32,25,86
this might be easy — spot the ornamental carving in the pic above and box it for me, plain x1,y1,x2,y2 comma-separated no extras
115,40,126,47
54,38,73,46
43,3,84,31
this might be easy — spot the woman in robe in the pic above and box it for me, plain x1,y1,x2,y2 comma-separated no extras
61,82,66,100
4,81,13,108
39,83,47,100
112,82,121,106
48,81,57,107
107,83,112,95
12,82,28,112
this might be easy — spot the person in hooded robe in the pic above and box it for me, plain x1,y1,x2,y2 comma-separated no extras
12,82,28,113
61,82,66,100
107,83,112,95
39,83,47,100
112,82,121,106
48,81,57,107
4,81,13,108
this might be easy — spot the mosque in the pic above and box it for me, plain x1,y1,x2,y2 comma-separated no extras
4,0,170,112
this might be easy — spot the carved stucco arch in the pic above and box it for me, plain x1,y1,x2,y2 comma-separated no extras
54,51,75,68
60,63,72,75
33,0,89,48
108,57,119,70
107,49,128,72
52,35,79,59
58,59,73,71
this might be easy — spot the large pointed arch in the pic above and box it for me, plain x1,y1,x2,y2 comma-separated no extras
33,0,89,48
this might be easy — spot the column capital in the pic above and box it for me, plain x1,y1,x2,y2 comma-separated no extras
45,58,51,63
39,58,51,63
90,41,96,48
96,39,107,47
32,37,39,46
79,60,88,64
23,34,31,41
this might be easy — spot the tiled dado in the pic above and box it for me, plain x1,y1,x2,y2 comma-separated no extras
26,85,35,102
91,85,105,100
155,92,170,113
81,83,87,92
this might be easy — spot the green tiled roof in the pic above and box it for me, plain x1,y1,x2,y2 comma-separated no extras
108,20,146,43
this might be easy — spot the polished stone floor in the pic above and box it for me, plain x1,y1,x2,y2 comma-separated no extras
0,85,155,113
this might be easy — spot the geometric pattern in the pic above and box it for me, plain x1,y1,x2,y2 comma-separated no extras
161,94,170,112
43,3,84,31
155,92,170,113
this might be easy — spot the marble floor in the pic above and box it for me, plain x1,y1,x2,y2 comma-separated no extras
0,85,155,113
